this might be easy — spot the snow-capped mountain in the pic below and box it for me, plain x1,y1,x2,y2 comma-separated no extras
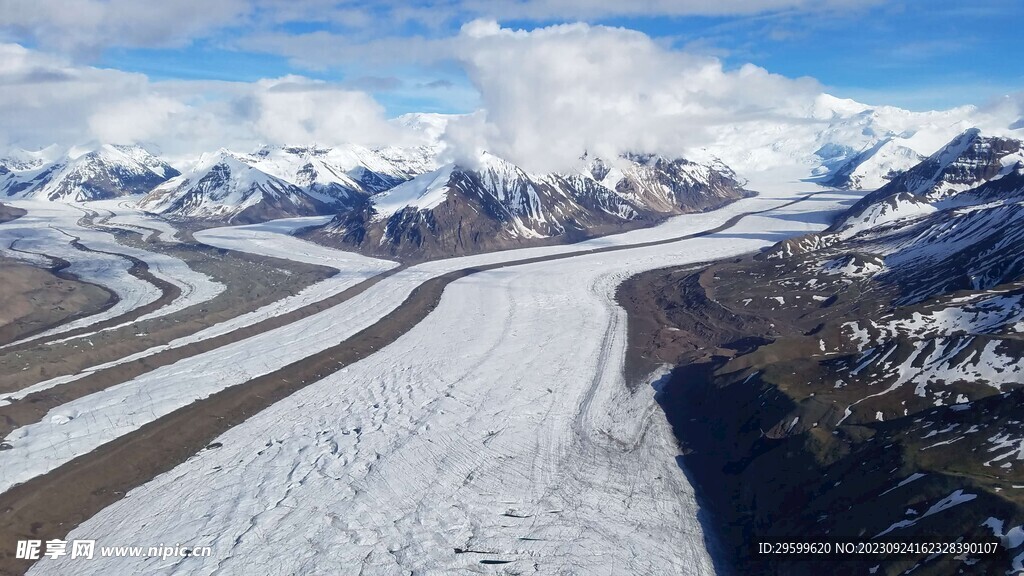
0,145,63,172
315,151,751,259
835,128,1023,236
139,144,436,223
595,153,747,213
0,115,448,218
243,145,409,198
1,144,179,202
700,93,1002,187
873,128,1022,200
140,151,329,224
821,136,924,190
632,130,1024,575
3,94,1015,235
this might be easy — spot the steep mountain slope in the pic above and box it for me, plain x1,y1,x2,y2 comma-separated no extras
622,131,1024,575
846,128,1023,209
821,136,924,190
313,152,751,260
601,153,747,212
140,152,330,224
1,145,179,201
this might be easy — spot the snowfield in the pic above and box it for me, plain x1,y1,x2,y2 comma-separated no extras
16,178,859,575
370,163,456,218
195,215,364,265
187,216,399,338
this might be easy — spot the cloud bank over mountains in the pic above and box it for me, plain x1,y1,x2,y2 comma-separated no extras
0,44,409,160
2,13,1022,174
444,20,825,172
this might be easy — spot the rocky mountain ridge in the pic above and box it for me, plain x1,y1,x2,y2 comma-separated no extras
313,151,753,260
622,129,1024,575
1,144,180,202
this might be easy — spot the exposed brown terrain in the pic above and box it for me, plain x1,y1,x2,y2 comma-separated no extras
310,199,672,263
0,204,25,224
0,240,335,393
615,134,1024,576
0,267,455,575
20,232,185,345
0,256,113,345
0,264,402,443
620,250,1024,575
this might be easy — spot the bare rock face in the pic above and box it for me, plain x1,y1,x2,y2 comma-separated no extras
847,129,1023,212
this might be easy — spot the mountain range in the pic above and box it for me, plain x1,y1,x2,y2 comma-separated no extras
1,97,1021,259
137,144,426,224
311,151,751,259
0,144,179,202
0,115,752,255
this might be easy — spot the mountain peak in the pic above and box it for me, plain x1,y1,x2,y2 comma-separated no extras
369,163,456,219
904,129,1022,199
319,150,751,260
833,130,1024,236
812,94,873,119
1,142,179,201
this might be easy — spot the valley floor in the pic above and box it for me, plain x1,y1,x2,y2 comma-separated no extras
0,177,858,575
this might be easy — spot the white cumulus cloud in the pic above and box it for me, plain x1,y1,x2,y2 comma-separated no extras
437,20,1024,175
248,76,408,148
0,45,418,163
442,19,823,173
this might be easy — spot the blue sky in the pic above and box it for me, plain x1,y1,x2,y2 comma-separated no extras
32,0,1012,117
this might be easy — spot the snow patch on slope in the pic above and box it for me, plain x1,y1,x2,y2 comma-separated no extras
370,164,455,218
